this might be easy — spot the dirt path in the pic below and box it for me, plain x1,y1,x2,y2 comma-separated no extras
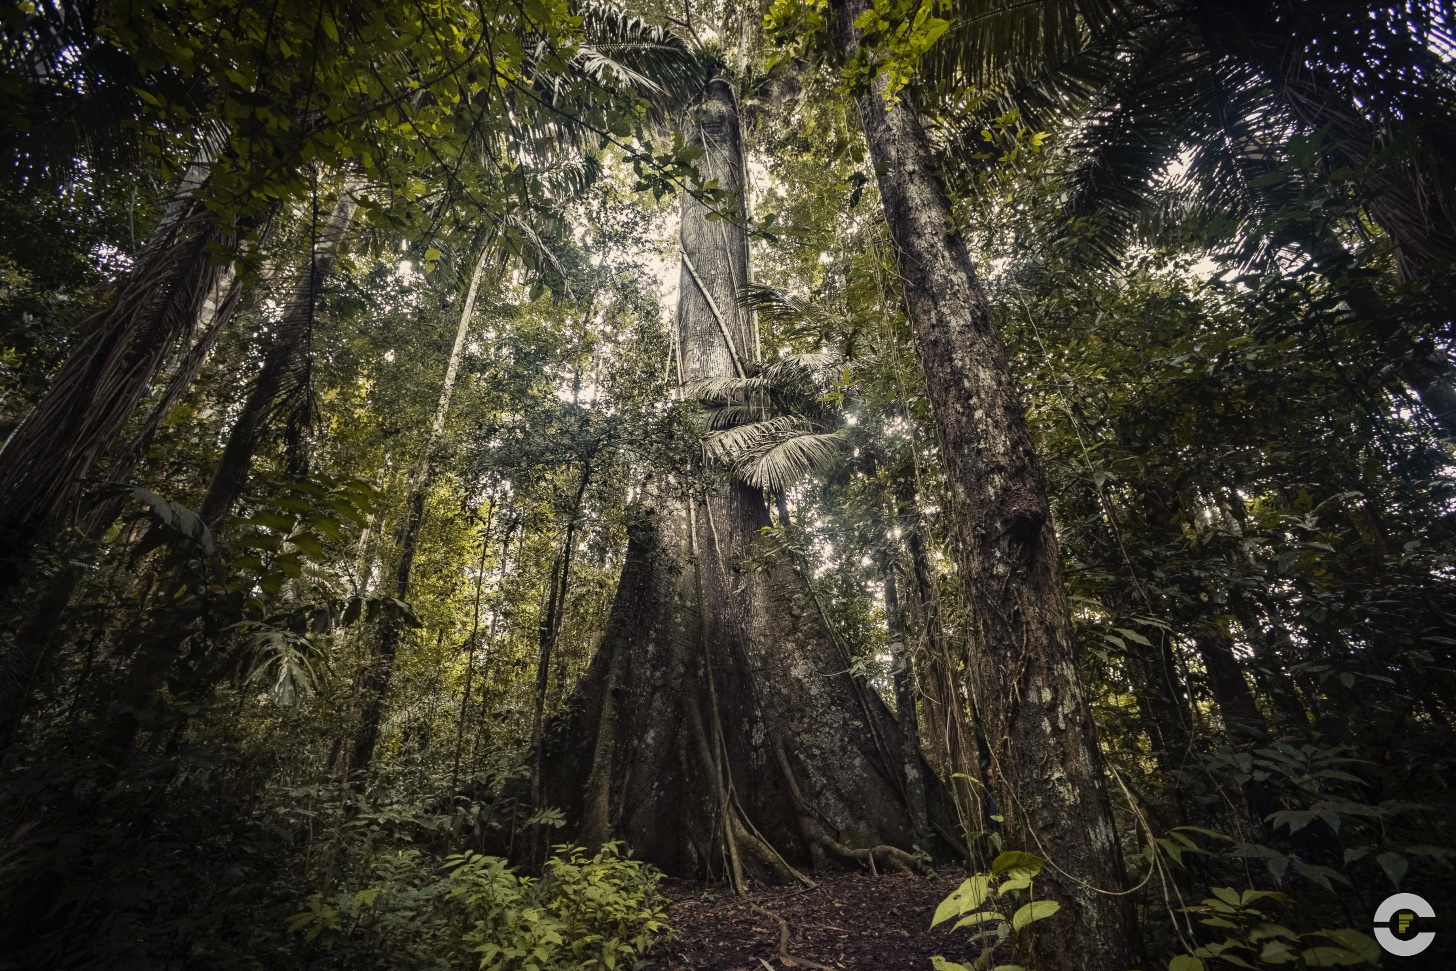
652,872,971,970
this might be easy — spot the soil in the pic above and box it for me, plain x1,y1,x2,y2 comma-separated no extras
651,871,974,970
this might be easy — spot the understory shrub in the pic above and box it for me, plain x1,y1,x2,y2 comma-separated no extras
289,841,668,970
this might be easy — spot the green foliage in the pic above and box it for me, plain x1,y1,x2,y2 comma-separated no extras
929,851,1061,971
289,843,667,970
1171,887,1380,970
4,3,1456,970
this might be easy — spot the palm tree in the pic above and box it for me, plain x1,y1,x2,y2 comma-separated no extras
0,141,240,595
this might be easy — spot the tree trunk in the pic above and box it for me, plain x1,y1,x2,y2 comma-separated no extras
200,184,359,526
1228,591,1310,733
832,6,1139,967
540,77,951,882
531,463,591,809
0,152,238,595
339,244,490,778
452,503,496,789
904,515,988,853
0,264,248,750
89,191,357,766
879,512,930,847
1191,624,1269,746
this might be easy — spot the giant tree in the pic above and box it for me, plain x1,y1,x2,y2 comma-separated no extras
540,74,952,883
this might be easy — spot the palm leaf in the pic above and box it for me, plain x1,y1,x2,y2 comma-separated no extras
737,432,848,492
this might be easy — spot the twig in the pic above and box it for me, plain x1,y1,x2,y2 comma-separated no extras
749,904,836,971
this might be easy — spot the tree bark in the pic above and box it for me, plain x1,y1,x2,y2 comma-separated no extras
878,510,930,847
833,6,1139,967
338,244,490,778
199,184,359,526
540,77,951,881
0,264,248,750
904,514,988,853
0,151,237,595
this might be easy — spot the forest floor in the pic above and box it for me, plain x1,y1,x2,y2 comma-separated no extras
652,871,968,970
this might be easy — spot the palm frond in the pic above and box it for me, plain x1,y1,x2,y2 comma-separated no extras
702,415,811,463
737,432,848,492
737,282,841,336
702,416,847,490
682,375,769,401
703,403,771,429
573,2,703,113
760,350,842,386
922,0,1126,92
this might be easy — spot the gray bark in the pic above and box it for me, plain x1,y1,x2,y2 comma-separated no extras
833,4,1140,967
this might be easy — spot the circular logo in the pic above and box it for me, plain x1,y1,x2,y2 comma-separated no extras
1374,892,1435,957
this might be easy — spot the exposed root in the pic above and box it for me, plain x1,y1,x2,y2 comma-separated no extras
749,903,836,971
802,817,919,875
770,734,920,876
732,809,815,887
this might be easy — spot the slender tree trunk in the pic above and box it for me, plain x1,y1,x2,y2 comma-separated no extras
88,191,358,766
470,522,514,765
1228,591,1309,733
452,504,495,789
878,505,929,846
833,6,1138,967
1191,626,1269,746
531,463,591,808
0,148,238,595
905,517,987,852
0,264,250,749
339,245,490,778
200,184,359,526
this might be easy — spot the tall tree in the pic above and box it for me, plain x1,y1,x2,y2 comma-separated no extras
0,152,238,593
831,3,1139,968
541,76,950,882
338,246,491,778
199,183,360,525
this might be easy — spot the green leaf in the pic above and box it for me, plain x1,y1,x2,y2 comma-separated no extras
1314,930,1380,964
1299,946,1366,967
1211,887,1242,907
1376,850,1407,888
930,958,971,971
1010,900,1060,932
1168,956,1204,971
932,875,991,927
991,851,1043,877
951,911,1005,930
